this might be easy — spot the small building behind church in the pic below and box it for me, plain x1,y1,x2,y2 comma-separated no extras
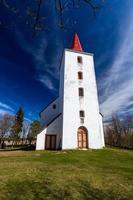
36,33,105,150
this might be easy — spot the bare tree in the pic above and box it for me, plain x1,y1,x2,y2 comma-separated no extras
0,0,105,34
0,114,14,148
21,123,30,145
105,115,133,149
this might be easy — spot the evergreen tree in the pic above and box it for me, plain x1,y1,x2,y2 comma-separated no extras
27,120,41,143
11,107,24,141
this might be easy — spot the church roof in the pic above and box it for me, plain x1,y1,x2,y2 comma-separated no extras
70,33,83,51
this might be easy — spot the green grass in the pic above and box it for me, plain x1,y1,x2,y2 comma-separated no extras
0,148,133,200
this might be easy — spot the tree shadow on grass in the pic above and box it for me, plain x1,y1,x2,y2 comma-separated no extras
2,179,72,200
78,179,132,200
2,179,130,200
0,145,36,151
78,180,114,200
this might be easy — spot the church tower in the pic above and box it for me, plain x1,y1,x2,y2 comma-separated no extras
36,33,105,150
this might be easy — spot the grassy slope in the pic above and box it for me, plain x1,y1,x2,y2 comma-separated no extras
0,148,133,200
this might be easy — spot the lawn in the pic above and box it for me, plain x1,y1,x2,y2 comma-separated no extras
0,148,133,200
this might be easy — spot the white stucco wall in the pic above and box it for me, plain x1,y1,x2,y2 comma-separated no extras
36,129,46,150
99,114,105,147
60,50,79,149
61,49,105,149
36,114,63,150
36,48,105,150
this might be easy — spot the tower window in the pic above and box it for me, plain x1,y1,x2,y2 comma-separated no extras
79,110,85,117
77,56,82,64
79,88,84,97
78,72,83,80
80,118,84,124
52,104,56,109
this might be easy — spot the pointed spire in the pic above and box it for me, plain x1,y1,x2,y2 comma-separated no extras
70,33,83,51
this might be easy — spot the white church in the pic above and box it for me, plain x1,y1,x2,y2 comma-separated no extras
36,33,105,150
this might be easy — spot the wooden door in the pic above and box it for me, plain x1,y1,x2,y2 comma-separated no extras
45,135,56,150
77,128,88,148
82,132,87,148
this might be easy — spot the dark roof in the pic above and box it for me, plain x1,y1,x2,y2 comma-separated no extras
46,113,62,127
39,97,59,116
99,112,103,117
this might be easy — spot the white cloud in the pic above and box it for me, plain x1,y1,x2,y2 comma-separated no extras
0,109,12,117
0,109,7,116
37,74,57,91
24,117,32,122
119,106,133,115
99,11,133,120
15,30,62,91
0,102,14,112
100,80,133,120
32,36,61,91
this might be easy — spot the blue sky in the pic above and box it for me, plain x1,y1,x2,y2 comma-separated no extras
0,0,133,123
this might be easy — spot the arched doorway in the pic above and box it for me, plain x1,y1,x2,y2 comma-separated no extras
77,126,88,149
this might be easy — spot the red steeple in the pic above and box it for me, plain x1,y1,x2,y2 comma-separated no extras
70,33,83,51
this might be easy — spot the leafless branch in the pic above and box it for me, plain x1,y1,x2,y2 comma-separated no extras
0,0,105,34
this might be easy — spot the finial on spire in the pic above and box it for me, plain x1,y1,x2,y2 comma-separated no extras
70,33,83,51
